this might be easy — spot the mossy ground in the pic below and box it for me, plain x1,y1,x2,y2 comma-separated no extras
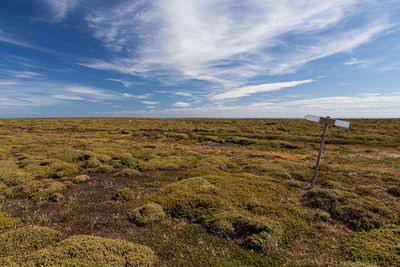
0,118,399,265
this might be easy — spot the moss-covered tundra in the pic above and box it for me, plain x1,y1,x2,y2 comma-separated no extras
341,225,400,266
0,212,20,234
0,226,62,257
22,235,158,266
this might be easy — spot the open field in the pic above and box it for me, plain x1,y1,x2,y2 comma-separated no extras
0,118,399,266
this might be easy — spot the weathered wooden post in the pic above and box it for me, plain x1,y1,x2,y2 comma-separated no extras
305,115,350,189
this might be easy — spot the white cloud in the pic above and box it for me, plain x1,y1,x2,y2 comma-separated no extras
211,79,313,100
52,94,84,100
94,93,400,118
107,78,134,88
84,0,392,88
123,93,153,99
141,101,160,105
66,86,119,100
173,102,191,107
42,0,80,22
0,80,20,86
7,71,42,78
174,92,192,97
0,29,57,54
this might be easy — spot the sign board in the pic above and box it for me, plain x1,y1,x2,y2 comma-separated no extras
304,114,350,189
305,115,350,128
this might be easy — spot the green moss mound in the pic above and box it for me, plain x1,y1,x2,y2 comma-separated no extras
49,192,64,202
0,226,62,257
341,225,400,266
128,203,165,226
23,235,158,266
73,174,90,184
0,212,20,234
113,187,135,202
304,188,400,231
151,175,312,250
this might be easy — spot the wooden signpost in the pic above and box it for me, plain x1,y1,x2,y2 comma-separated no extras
305,115,350,189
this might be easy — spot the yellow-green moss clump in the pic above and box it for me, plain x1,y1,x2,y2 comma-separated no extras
73,174,90,184
128,203,165,226
0,226,62,257
30,180,67,201
0,212,20,234
49,192,64,202
113,187,135,202
304,188,400,231
151,175,311,251
22,235,158,266
341,225,400,266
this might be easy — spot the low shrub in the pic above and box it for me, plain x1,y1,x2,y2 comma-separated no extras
0,226,62,257
22,235,158,266
128,203,165,226
113,187,135,202
341,225,400,266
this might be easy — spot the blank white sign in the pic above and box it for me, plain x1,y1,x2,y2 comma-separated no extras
304,114,320,123
334,119,350,128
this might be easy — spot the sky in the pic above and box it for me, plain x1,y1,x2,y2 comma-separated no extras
1,0,400,118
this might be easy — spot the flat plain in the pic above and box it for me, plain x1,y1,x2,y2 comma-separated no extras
0,118,399,266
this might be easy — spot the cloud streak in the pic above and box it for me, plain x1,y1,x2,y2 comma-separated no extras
95,93,400,118
211,79,314,100
84,0,392,89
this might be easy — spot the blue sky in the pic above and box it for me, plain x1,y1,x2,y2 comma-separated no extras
1,0,400,118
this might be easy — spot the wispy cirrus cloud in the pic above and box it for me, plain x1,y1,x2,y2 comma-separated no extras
0,29,57,54
106,78,134,88
84,0,393,89
95,93,400,118
7,71,42,78
123,93,153,99
141,101,160,105
0,80,20,86
173,102,191,107
41,0,81,22
174,92,192,97
211,79,314,100
52,94,84,100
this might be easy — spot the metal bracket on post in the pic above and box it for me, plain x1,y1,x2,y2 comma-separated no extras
304,115,350,190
